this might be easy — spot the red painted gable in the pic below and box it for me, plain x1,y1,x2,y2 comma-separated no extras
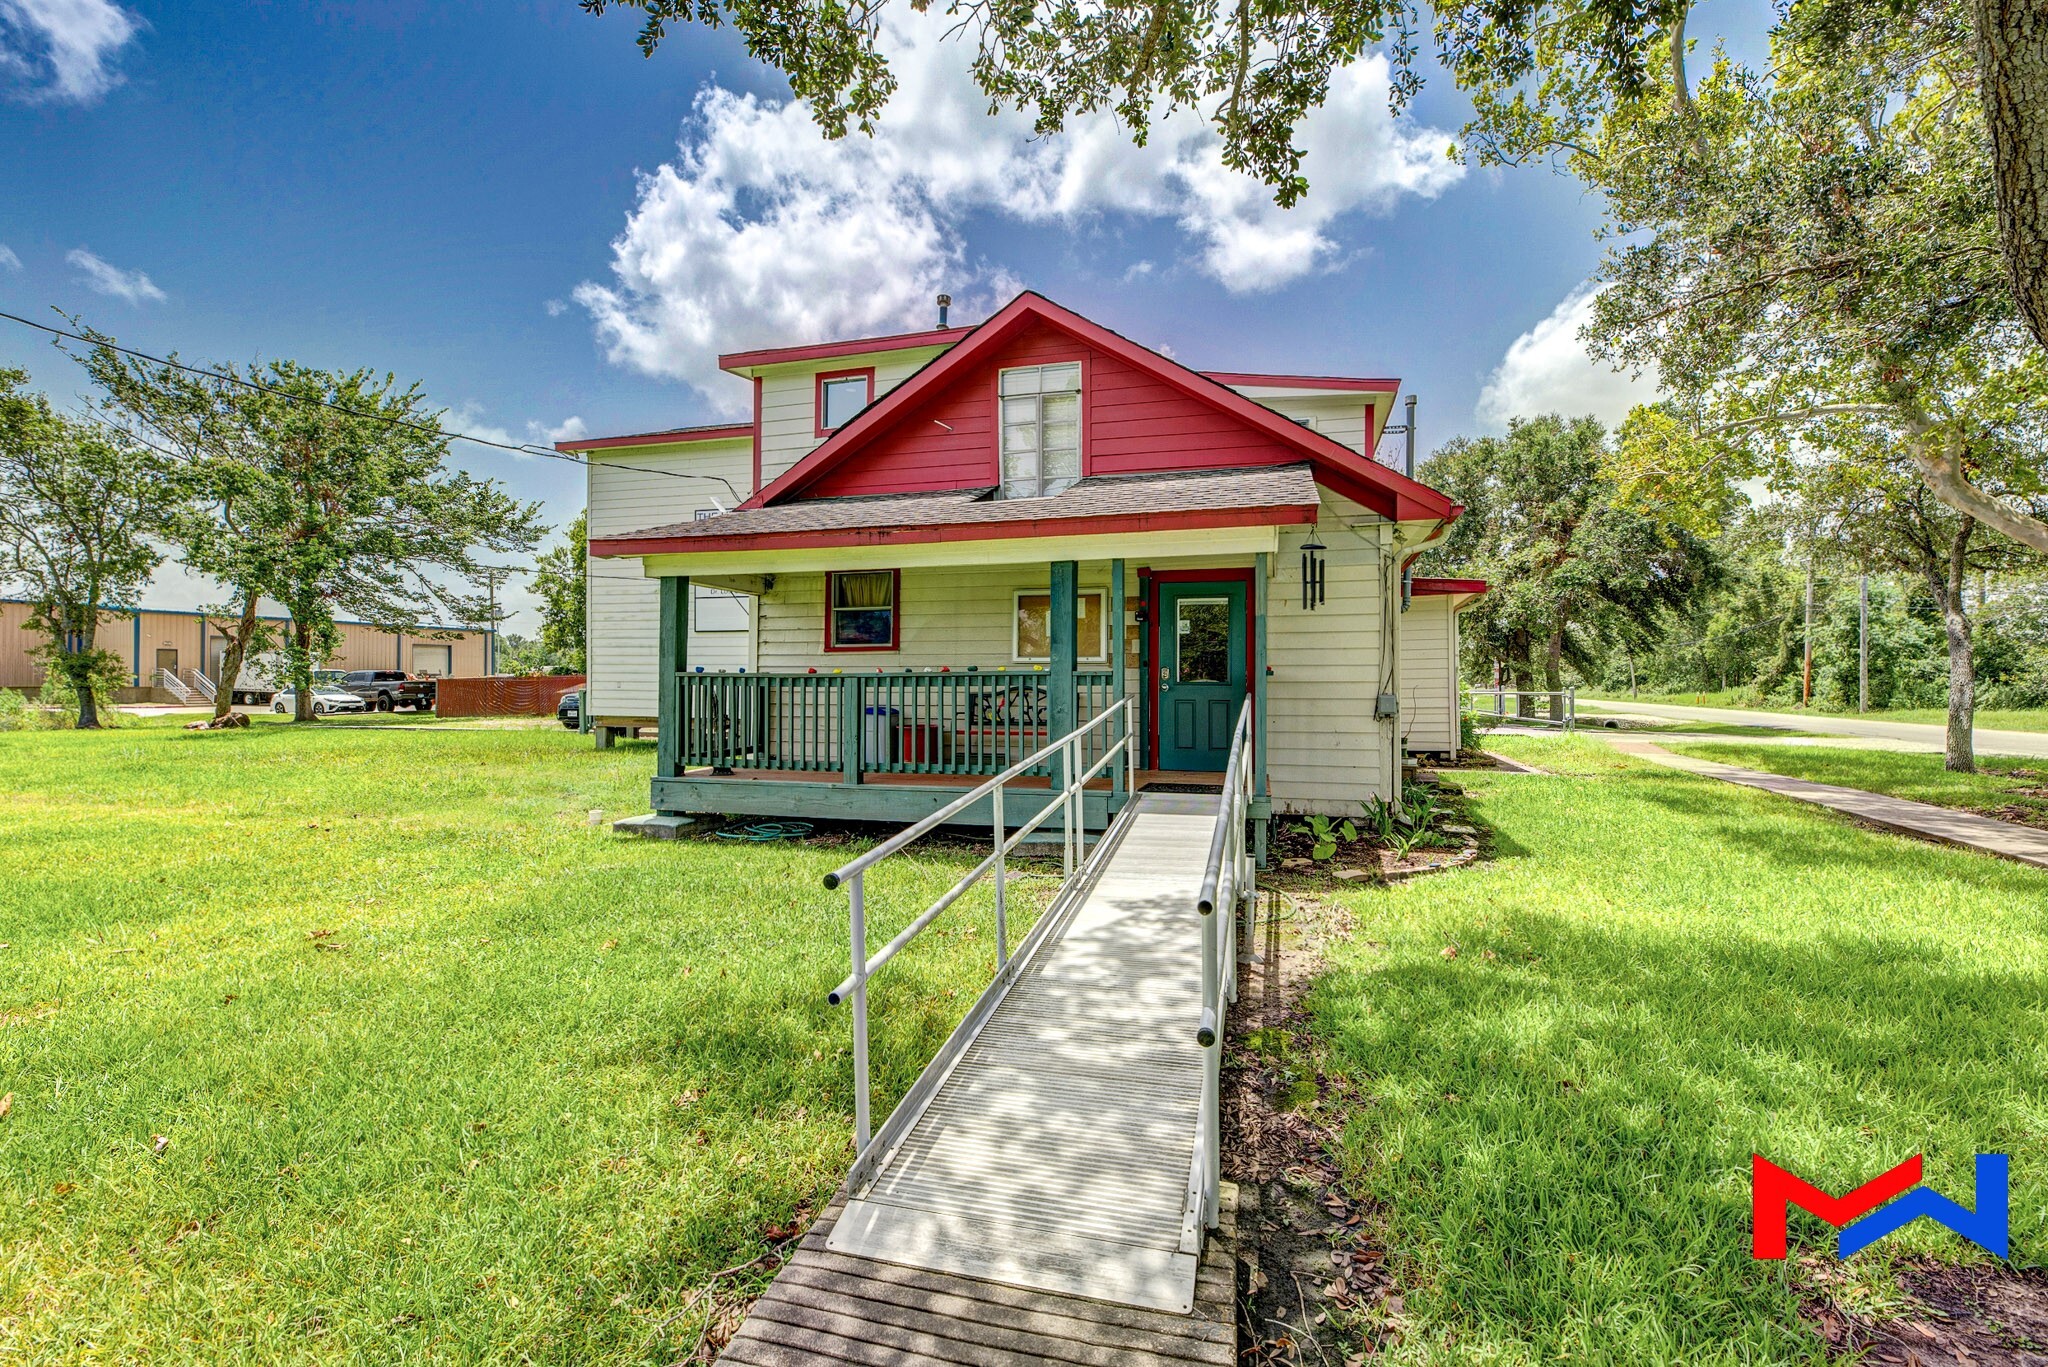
746,292,1456,523
801,318,1304,499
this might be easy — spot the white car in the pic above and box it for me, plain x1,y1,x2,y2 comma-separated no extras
271,685,368,716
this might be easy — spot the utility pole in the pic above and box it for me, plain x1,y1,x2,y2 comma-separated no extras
486,573,498,675
1858,573,1869,714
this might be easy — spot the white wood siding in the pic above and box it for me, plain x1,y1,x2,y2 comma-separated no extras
1265,494,1398,815
756,563,1120,673
586,440,755,721
742,501,1403,813
1398,593,1457,753
1219,388,1373,455
756,346,952,487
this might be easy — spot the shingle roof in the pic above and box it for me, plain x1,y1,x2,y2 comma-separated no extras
608,464,1320,545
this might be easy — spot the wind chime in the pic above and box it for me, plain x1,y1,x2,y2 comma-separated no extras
1300,529,1327,610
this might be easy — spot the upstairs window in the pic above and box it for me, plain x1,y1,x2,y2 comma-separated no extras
999,362,1081,498
816,368,874,435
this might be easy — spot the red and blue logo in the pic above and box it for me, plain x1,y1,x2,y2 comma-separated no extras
1752,1153,2009,1260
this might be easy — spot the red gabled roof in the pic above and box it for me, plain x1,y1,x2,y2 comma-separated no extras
743,292,1456,524
719,327,967,375
1411,577,1488,597
554,422,752,453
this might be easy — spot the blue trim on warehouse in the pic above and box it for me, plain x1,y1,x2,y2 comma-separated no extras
1,598,479,634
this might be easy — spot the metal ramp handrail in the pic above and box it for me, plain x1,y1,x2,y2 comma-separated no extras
180,668,217,701
823,697,1138,1190
1187,699,1253,1244
156,668,198,704
1465,685,1577,731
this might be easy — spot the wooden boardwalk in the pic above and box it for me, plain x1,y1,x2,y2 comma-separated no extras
719,792,1236,1364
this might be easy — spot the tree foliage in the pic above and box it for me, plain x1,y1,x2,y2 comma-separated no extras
1583,0,2048,555
74,341,547,721
1419,413,1716,716
0,369,165,728
531,510,588,674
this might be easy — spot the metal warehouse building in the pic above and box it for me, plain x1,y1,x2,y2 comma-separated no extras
0,599,491,702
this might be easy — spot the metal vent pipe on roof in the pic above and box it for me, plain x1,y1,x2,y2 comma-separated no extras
936,293,952,328
1405,394,1418,477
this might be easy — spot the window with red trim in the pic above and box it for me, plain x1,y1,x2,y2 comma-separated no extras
815,367,875,436
825,569,899,651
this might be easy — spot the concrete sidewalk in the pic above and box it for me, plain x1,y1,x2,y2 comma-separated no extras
1575,698,2048,759
1610,740,2048,870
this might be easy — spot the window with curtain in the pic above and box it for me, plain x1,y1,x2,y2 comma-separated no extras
1013,590,1107,662
827,570,899,650
999,362,1081,498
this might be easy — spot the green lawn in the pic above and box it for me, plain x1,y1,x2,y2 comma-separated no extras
0,718,1030,1363
1664,741,2048,829
1580,690,2048,734
1309,736,2047,1366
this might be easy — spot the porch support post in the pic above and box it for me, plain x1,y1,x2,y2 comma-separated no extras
656,575,689,782
1253,552,1270,867
1110,559,1126,805
1048,561,1078,790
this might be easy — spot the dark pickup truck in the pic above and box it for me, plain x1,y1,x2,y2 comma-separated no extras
338,669,437,712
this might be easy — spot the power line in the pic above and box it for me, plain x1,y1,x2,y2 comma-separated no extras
0,308,744,502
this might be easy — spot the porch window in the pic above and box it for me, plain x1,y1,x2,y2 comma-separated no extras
998,362,1081,498
816,368,874,435
826,569,899,650
1013,590,1108,663
693,585,751,632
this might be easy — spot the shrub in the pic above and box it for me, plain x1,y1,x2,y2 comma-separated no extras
32,645,129,725
0,687,39,731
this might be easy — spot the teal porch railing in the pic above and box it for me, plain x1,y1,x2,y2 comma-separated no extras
677,670,1122,780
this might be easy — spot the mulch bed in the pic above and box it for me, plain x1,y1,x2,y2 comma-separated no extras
1803,1257,2048,1365
1224,890,1409,1364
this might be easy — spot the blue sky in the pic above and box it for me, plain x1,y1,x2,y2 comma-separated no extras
0,0,1703,626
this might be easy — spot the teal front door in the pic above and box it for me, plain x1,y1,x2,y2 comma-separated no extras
1156,580,1247,771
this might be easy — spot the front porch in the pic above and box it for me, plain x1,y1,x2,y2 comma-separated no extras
645,556,1275,840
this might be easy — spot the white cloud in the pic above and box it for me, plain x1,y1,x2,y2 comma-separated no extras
1476,282,1661,431
66,246,164,303
443,402,586,458
577,12,1462,403
0,0,138,105
0,243,19,270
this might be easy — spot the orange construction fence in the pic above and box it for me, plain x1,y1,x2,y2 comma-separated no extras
435,674,584,718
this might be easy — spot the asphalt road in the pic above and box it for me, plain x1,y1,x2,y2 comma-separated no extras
1574,698,2048,760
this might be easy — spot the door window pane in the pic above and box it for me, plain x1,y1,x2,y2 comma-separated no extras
1175,598,1230,684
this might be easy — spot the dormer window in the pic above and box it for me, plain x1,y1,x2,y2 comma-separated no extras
816,368,874,435
999,362,1081,498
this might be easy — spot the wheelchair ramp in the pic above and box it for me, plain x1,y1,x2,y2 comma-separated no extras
823,792,1220,1314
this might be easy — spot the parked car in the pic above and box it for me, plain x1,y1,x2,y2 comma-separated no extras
271,686,367,716
338,670,436,712
558,689,581,730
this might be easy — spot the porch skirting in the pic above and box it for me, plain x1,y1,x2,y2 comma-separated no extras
653,774,1123,829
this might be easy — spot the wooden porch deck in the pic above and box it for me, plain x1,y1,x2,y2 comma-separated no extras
716,792,1237,1364
678,767,1223,792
